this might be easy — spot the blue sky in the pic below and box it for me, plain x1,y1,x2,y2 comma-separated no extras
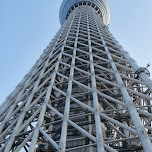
0,0,152,104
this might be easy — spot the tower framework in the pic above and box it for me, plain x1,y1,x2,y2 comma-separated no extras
0,0,152,152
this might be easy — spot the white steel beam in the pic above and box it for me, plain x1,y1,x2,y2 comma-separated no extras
94,15,152,151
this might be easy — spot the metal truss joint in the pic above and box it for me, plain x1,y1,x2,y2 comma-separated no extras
134,67,150,79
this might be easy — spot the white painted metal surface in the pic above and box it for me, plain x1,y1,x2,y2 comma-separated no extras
0,1,152,152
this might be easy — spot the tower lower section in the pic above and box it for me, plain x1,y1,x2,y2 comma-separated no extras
0,4,152,152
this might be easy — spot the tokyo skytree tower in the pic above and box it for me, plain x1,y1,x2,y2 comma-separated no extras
0,0,152,151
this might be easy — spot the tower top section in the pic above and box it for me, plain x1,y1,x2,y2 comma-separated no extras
59,0,110,26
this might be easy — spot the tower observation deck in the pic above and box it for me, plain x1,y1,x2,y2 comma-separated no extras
59,0,110,26
0,0,152,152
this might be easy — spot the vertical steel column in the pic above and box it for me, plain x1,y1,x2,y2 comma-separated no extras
0,55,49,133
58,11,81,152
106,29,152,92
94,14,152,152
0,25,65,132
87,7,105,152
3,17,70,152
29,12,76,152
0,22,64,118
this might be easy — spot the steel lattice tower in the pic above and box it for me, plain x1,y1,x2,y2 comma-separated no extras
0,0,152,152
